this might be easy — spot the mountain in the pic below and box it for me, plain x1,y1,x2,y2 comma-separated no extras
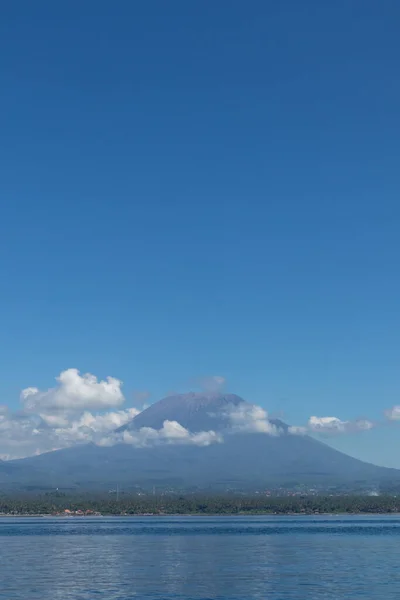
3,393,400,492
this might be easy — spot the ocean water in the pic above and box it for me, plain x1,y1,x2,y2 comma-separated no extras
0,516,399,599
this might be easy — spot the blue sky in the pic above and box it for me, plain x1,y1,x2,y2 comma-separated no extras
1,1,400,465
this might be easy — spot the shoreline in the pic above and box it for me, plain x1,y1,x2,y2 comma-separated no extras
1,512,399,518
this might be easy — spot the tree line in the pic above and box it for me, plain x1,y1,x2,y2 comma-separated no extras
1,494,400,515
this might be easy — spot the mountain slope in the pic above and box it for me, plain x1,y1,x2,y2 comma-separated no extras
5,393,400,491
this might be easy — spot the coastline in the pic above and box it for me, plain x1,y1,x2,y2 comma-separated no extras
1,511,399,518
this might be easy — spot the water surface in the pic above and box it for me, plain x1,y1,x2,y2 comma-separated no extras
0,515,399,599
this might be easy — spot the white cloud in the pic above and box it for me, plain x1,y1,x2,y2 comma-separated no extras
385,406,400,421
54,407,140,444
77,408,140,432
21,368,124,414
306,415,374,435
20,388,39,400
99,420,222,449
309,416,347,433
39,413,70,428
227,403,279,435
0,369,136,459
0,405,141,460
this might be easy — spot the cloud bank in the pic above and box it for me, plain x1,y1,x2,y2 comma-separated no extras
0,406,140,461
307,416,374,434
227,403,279,435
289,415,375,437
0,369,225,460
99,420,222,449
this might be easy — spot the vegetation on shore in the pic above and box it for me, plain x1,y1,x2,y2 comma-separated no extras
1,494,400,516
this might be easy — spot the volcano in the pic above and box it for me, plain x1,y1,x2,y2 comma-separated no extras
3,392,400,492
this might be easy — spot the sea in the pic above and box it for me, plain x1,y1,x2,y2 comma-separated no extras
0,515,399,599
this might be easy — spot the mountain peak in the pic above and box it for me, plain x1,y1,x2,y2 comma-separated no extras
118,392,246,433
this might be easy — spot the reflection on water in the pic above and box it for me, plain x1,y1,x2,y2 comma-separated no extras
0,516,400,599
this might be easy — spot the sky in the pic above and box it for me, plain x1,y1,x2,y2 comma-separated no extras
1,1,400,465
